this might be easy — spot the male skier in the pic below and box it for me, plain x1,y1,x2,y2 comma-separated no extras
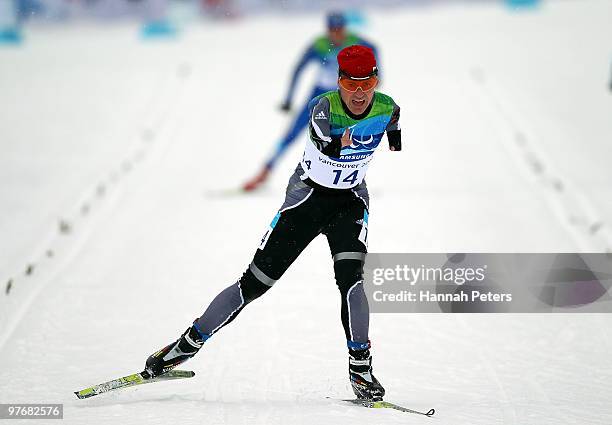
146,45,401,401
242,11,379,192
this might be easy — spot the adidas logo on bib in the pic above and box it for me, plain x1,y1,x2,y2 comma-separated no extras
315,111,326,120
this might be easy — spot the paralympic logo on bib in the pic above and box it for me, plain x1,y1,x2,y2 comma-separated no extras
343,116,388,152
348,126,380,150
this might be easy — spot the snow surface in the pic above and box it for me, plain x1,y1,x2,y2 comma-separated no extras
1,1,612,424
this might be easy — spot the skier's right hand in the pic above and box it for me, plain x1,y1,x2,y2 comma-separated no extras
341,128,353,148
279,101,292,113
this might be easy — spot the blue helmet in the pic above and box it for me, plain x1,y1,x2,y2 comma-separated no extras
326,11,346,29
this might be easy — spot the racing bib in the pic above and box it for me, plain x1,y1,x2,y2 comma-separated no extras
301,140,373,189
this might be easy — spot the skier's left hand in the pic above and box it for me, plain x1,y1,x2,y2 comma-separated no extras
279,101,292,113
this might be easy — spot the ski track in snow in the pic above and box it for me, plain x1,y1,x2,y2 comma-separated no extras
1,1,612,424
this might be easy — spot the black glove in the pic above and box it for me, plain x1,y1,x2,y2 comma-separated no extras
279,101,292,113
387,130,402,151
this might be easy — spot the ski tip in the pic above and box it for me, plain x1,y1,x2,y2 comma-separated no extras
74,390,91,400
426,408,435,417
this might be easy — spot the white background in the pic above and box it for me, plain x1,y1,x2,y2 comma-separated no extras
1,1,612,423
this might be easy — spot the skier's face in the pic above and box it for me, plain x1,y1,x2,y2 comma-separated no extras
338,80,376,115
328,27,346,45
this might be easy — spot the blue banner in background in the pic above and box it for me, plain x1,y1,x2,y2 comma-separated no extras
0,0,545,25
504,0,541,10
0,0,21,44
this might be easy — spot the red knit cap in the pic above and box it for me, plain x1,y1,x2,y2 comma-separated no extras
337,45,377,79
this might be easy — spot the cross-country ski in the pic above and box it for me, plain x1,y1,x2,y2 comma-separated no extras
74,370,195,399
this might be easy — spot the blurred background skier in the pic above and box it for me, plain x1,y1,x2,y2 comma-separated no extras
242,10,380,191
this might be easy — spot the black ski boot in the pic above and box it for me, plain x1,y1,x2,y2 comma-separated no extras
349,347,385,401
144,326,204,378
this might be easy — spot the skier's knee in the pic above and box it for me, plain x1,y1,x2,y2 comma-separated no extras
239,263,276,303
333,255,365,293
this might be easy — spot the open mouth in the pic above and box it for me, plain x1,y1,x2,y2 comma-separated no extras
352,99,366,107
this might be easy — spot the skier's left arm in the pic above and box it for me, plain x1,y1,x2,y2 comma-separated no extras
386,101,401,151
282,46,318,110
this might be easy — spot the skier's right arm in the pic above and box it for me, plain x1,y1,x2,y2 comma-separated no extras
308,97,344,158
282,46,318,110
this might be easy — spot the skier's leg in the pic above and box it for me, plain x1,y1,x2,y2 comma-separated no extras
334,257,369,343
325,194,384,400
195,188,321,336
192,268,271,337
146,271,277,377
243,87,326,191
264,107,308,170
145,185,322,376
265,86,327,170
324,197,370,344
